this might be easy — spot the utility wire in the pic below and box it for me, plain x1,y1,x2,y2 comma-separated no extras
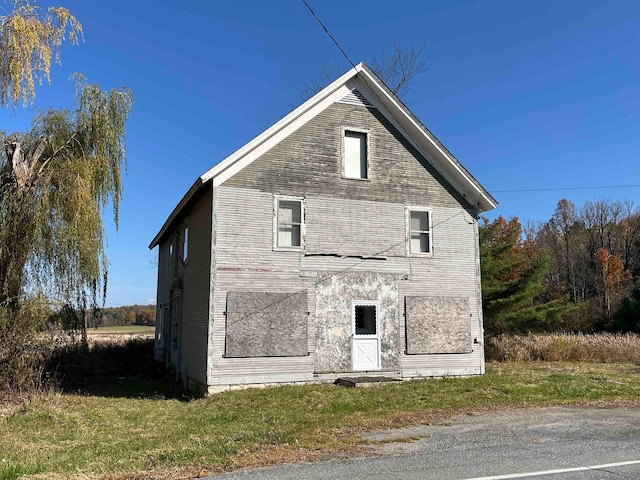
490,184,640,194
228,210,467,319
300,0,357,71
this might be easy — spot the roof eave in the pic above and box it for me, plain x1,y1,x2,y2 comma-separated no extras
357,64,498,212
150,61,498,250
201,64,366,184
148,178,206,249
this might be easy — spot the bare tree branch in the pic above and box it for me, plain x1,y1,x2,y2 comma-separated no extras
371,43,427,96
301,43,428,100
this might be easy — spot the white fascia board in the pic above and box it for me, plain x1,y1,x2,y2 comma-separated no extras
201,65,364,186
355,68,497,212
150,65,364,250
149,178,204,249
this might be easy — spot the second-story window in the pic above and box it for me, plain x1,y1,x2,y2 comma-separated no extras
407,208,432,255
275,197,304,249
182,220,189,262
343,129,369,179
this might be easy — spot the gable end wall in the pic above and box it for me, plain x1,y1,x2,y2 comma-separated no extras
222,102,472,210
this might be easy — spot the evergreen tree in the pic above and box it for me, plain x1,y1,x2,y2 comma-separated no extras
614,280,640,333
480,216,573,336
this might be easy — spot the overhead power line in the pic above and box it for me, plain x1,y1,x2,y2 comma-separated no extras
491,184,640,194
230,210,468,319
300,0,357,70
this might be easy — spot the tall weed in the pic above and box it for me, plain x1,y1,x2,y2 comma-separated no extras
487,332,640,363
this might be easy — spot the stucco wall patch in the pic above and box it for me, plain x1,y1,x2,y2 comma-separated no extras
315,272,399,372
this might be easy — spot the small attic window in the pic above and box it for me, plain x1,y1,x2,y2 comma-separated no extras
343,129,369,179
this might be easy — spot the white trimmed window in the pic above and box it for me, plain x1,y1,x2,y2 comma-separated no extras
182,220,189,262
407,208,432,255
275,196,304,249
343,129,369,179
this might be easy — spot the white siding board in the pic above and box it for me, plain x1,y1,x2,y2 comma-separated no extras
300,256,410,275
305,197,406,257
208,188,485,385
179,188,212,385
216,186,301,271
397,206,484,376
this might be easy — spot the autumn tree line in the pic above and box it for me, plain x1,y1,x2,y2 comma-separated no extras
95,305,155,327
480,197,640,337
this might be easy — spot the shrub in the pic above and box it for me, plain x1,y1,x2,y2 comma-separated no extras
0,302,55,394
46,337,162,391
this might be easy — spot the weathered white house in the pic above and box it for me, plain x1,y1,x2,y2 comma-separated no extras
150,63,497,393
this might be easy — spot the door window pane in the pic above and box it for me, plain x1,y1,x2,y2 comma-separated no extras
355,305,377,335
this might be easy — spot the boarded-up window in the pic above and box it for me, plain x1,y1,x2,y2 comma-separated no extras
225,291,308,357
405,296,472,354
344,130,368,179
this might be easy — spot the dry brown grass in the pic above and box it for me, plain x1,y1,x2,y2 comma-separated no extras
5,362,640,479
486,332,640,363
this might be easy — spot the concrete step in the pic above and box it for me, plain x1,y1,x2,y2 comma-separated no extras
334,376,402,388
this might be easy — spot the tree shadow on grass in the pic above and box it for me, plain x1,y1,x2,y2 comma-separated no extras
45,338,200,401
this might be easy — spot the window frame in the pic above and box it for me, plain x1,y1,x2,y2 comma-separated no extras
341,127,370,180
273,195,305,251
406,206,433,257
182,219,189,264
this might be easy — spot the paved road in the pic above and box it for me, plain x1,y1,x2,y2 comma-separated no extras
205,406,640,479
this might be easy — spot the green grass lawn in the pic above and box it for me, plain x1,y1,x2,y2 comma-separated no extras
87,325,155,334
2,362,640,479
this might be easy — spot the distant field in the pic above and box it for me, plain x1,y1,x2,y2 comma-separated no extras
87,325,155,334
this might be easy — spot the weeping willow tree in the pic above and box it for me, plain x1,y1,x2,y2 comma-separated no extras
0,2,132,317
1,76,133,310
0,1,132,391
0,1,82,107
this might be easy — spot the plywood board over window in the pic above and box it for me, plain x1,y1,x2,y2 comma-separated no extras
225,291,308,358
405,296,472,354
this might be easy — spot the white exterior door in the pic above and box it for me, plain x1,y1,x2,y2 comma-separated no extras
352,301,381,371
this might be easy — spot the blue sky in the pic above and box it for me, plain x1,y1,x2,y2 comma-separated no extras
2,0,640,306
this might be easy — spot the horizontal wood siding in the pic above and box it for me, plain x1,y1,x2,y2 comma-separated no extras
180,187,212,385
156,240,171,307
222,102,471,209
207,98,486,385
216,187,299,272
399,207,483,375
155,239,171,357
209,269,316,386
300,256,410,275
305,197,405,257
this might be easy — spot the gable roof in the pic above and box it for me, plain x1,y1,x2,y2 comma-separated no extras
149,62,497,249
